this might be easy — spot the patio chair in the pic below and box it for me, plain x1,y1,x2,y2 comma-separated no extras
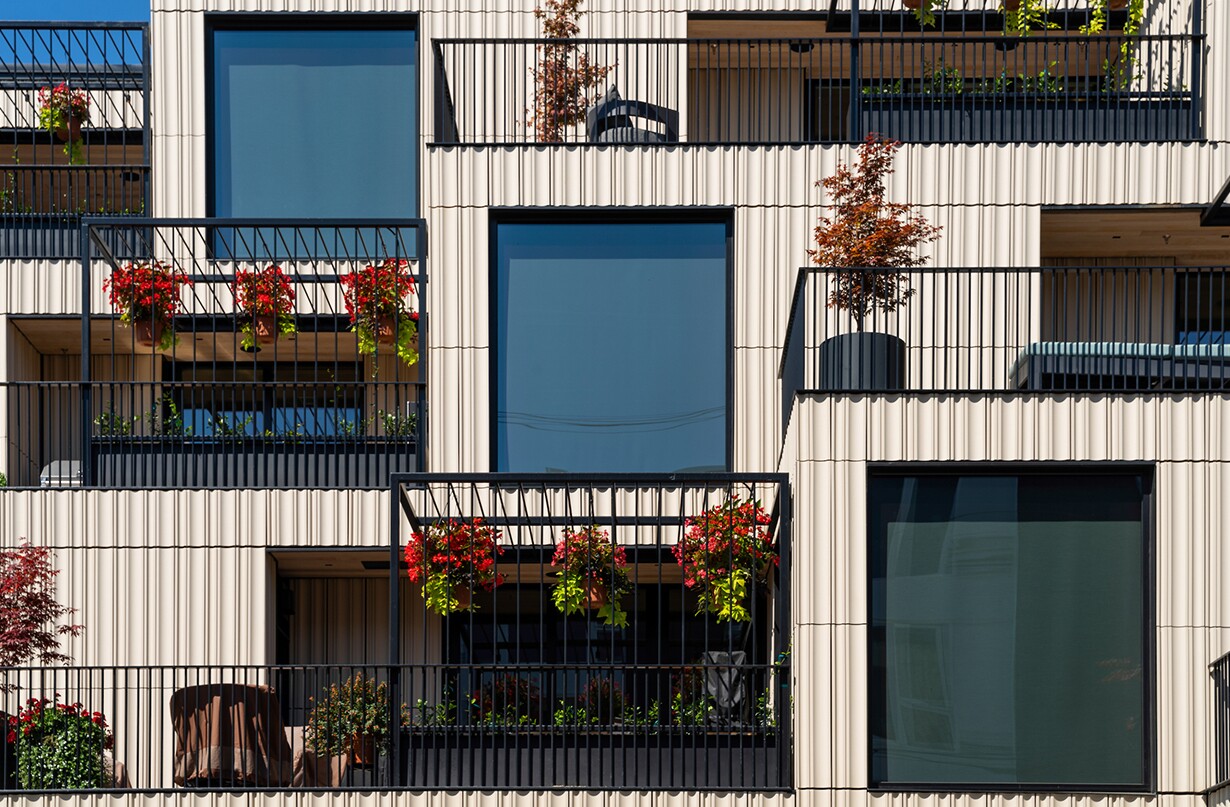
702,650,749,726
587,86,679,143
170,683,295,788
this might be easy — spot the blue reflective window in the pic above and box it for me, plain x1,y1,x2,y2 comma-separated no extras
211,28,417,223
494,221,729,473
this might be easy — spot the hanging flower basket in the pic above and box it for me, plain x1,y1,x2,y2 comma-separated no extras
340,258,419,366
405,519,504,616
103,261,191,352
231,265,296,351
551,526,630,627
673,497,776,624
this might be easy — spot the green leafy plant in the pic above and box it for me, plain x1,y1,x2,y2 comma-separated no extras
305,673,401,758
378,408,417,437
93,405,138,436
669,667,714,726
673,497,776,624
404,519,505,615
920,61,964,95
907,0,947,28
409,697,456,727
550,526,631,627
472,674,541,726
1002,0,1058,35
13,697,112,789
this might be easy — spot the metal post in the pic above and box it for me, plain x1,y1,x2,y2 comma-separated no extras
1192,0,1204,139
848,0,862,143
388,475,403,786
80,221,93,486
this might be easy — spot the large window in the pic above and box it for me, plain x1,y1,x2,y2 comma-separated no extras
869,470,1151,789
210,25,417,221
493,218,730,473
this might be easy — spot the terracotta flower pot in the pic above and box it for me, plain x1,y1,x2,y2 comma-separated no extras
134,320,165,349
350,733,377,767
1108,0,1127,8
454,584,472,611
376,316,398,346
583,583,609,610
1003,0,1022,9
903,0,922,8
55,116,83,143
252,314,278,345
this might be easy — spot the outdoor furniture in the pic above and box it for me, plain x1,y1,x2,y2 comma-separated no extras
703,650,749,725
1008,341,1230,390
587,86,679,143
170,683,295,788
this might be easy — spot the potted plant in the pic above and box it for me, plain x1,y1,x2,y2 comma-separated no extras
305,673,403,766
339,258,419,366
36,84,89,164
102,261,191,350
808,135,941,390
529,0,612,142
472,674,541,726
231,264,296,350
673,497,775,624
405,518,505,616
550,526,631,627
13,698,113,789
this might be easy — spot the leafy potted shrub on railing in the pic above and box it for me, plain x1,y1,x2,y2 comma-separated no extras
673,497,775,624
405,518,505,615
340,258,419,366
550,526,631,627
103,261,192,350
305,673,407,767
529,0,612,142
13,698,113,790
472,674,541,726
808,135,941,391
231,264,296,351
37,84,89,164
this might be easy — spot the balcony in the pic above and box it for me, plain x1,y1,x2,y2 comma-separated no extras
780,264,1230,423
432,2,1200,146
2,219,426,489
0,475,792,792
0,24,149,259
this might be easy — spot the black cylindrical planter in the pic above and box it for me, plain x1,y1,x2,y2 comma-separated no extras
819,332,907,391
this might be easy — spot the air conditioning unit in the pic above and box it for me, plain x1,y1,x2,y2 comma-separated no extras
39,460,82,487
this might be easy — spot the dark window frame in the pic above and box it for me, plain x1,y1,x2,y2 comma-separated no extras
204,13,422,221
866,462,1157,795
487,208,736,474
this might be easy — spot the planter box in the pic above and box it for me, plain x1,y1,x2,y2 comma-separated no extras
90,438,417,488
395,728,786,790
860,95,1196,143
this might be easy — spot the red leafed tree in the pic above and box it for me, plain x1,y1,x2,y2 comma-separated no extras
0,544,82,672
529,0,612,142
808,135,942,332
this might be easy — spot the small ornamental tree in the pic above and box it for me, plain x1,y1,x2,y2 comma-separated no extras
0,544,83,687
808,135,942,332
529,0,612,142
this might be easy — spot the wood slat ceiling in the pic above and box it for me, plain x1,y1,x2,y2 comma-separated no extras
1041,209,1230,263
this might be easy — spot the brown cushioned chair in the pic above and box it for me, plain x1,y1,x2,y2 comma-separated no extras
169,683,294,787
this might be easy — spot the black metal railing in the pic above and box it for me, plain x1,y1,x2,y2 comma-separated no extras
1211,651,1230,792
0,660,789,792
388,473,793,789
780,265,1230,422
1,24,149,258
1,380,423,489
432,31,1200,145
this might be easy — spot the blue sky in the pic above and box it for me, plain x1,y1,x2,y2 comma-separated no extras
3,0,149,21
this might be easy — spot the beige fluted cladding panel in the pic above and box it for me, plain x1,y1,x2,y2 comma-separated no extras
790,395,1230,465
426,345,490,473
0,489,388,551
425,205,488,351
734,347,782,472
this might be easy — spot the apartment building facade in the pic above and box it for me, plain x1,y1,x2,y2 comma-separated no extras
1,0,1229,804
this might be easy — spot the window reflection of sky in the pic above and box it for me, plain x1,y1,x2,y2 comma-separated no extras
495,221,728,473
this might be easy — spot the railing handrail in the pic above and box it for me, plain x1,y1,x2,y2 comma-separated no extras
0,21,148,32
434,32,1196,44
392,471,789,485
